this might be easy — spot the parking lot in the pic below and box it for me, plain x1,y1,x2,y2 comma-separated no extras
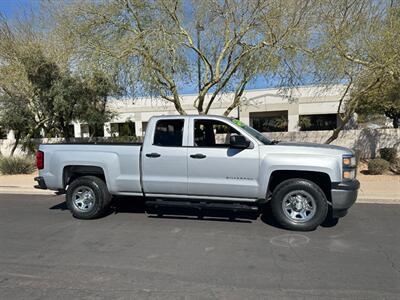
0,194,399,299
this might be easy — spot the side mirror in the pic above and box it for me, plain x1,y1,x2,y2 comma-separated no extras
230,135,250,149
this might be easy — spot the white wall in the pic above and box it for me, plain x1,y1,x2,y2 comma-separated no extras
2,128,399,159
265,128,400,159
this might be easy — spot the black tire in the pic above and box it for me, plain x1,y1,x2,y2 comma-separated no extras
66,176,111,219
271,178,328,231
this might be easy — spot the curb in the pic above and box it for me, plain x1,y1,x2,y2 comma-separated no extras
356,198,399,204
0,188,54,195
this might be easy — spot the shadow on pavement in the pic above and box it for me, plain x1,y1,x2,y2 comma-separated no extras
49,196,340,228
49,201,68,210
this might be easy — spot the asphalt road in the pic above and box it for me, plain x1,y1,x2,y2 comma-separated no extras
0,194,399,299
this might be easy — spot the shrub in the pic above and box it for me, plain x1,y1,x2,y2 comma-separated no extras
368,158,390,175
0,156,36,175
390,159,400,175
379,148,397,164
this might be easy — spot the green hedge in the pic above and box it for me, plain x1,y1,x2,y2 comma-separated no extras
368,158,390,175
0,156,36,175
379,148,397,164
390,158,400,175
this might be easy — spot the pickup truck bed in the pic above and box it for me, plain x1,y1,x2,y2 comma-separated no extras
38,144,143,195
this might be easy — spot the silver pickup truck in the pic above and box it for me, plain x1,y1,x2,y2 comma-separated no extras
35,115,359,231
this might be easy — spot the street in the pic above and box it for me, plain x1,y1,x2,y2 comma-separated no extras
0,194,399,299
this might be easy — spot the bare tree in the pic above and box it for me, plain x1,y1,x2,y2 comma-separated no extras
53,0,312,116
298,0,400,143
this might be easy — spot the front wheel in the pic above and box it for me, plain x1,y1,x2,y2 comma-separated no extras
271,179,328,231
66,176,111,219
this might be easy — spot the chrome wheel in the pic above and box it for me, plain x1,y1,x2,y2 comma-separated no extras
282,190,316,223
72,186,95,212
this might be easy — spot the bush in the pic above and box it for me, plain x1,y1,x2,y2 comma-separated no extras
368,158,390,175
379,148,397,164
0,156,36,175
390,159,400,175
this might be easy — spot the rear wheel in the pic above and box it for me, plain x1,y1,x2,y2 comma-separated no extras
271,179,328,231
66,176,111,219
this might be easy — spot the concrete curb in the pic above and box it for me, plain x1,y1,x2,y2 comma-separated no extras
0,189,54,195
356,198,399,204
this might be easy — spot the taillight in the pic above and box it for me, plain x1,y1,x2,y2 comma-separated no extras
36,151,44,170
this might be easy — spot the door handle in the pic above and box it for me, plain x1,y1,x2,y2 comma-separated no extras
190,153,206,159
146,152,161,158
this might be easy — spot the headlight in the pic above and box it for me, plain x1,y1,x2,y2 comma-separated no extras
342,155,356,167
342,155,356,180
343,169,356,180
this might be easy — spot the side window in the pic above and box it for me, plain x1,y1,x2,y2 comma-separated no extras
194,119,240,147
154,119,184,147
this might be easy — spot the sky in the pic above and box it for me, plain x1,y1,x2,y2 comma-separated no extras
0,0,38,18
0,0,280,94
0,0,308,95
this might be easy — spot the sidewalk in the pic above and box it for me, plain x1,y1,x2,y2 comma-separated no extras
0,172,399,203
356,172,400,204
0,173,53,195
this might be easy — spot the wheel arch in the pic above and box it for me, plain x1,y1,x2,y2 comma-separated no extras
63,165,106,189
267,170,332,203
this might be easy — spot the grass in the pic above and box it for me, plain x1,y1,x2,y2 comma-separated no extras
0,156,36,175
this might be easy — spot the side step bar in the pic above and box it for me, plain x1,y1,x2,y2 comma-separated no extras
145,199,260,220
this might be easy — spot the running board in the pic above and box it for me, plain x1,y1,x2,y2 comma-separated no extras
145,199,260,220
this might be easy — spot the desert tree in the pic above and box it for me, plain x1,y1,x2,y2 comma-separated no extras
299,0,400,143
53,0,313,116
356,79,400,128
0,13,119,150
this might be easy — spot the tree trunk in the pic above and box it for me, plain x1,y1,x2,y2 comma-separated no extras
393,116,399,128
325,113,353,144
62,126,71,143
223,100,239,117
10,131,21,157
171,88,187,115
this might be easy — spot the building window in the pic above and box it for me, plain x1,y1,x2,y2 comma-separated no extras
0,127,7,139
89,125,104,137
81,124,90,138
111,121,136,137
80,124,104,138
299,114,337,131
250,111,288,132
142,122,148,135
68,125,75,138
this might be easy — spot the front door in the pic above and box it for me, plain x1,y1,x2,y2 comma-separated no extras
142,118,188,195
187,118,260,199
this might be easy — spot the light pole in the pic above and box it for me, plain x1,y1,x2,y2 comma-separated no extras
196,23,204,94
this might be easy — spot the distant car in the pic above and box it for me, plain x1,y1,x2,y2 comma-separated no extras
35,115,359,231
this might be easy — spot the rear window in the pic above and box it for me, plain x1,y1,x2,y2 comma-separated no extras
153,119,184,147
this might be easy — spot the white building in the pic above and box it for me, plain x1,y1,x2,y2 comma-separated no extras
0,84,347,140
73,84,346,138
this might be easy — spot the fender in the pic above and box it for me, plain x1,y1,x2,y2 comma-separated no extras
258,152,342,199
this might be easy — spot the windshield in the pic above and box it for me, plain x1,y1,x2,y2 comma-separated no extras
229,118,273,145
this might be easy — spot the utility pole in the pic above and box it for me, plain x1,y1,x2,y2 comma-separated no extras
196,22,204,94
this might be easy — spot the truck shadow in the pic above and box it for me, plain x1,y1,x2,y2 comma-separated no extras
49,197,256,224
49,197,339,228
112,197,256,223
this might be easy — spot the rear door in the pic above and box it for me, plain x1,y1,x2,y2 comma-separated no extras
187,118,260,199
141,117,188,195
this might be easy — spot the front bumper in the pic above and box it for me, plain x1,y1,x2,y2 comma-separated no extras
331,179,360,218
34,176,47,190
